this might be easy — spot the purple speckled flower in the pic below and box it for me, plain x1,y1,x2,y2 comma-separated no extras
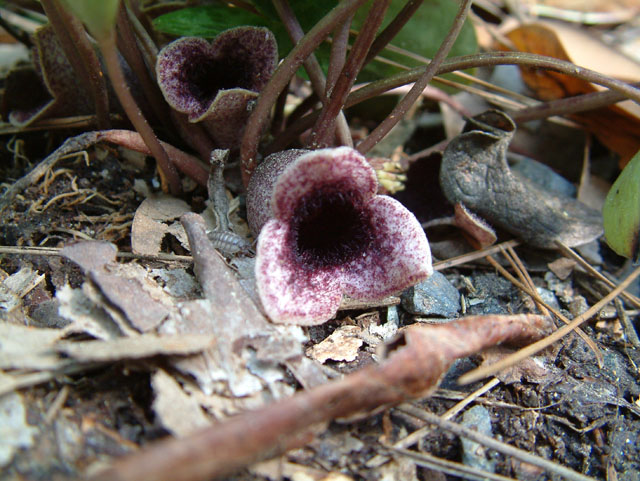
156,27,277,148
247,147,433,325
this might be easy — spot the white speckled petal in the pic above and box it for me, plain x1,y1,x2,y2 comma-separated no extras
342,195,433,299
273,147,378,222
255,220,342,325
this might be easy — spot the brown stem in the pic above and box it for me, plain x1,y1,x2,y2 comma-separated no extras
87,311,550,481
103,130,209,186
98,32,182,194
41,0,111,129
310,0,391,148
357,0,473,154
240,0,369,187
271,53,640,149
271,85,289,136
271,0,352,147
511,85,639,122
326,15,353,97
350,51,640,111
115,4,172,133
363,0,424,67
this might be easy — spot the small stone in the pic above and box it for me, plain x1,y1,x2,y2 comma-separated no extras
461,405,495,473
401,271,460,318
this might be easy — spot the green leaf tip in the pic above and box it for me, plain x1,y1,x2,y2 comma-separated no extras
59,0,119,40
603,150,640,263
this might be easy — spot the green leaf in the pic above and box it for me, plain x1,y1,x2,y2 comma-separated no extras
58,0,119,40
603,150,640,263
250,0,337,32
152,5,269,38
353,0,478,81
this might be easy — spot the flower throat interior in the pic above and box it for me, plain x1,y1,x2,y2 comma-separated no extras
290,188,375,270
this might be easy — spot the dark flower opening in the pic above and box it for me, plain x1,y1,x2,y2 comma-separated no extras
182,52,252,105
290,188,375,270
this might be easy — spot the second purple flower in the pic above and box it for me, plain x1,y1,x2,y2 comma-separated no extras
156,27,278,148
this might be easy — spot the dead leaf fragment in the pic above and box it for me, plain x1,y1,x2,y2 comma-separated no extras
0,374,38,467
0,322,67,371
61,242,174,332
151,369,211,437
0,266,45,313
306,325,364,364
131,196,191,255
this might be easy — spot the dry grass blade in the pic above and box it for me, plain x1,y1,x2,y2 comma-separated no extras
501,245,549,316
0,245,192,262
391,446,518,481
394,377,501,450
555,241,640,309
484,253,603,366
433,239,521,271
459,265,640,385
397,404,598,481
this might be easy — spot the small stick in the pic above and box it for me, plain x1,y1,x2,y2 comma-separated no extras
393,377,501,449
432,239,521,271
391,447,518,481
555,241,640,309
484,254,602,365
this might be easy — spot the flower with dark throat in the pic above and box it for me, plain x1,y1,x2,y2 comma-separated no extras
156,27,277,148
247,147,433,325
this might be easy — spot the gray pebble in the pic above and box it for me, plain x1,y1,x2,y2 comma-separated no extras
401,271,460,318
461,405,495,473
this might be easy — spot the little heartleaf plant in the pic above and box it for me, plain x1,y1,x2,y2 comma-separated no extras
603,149,640,263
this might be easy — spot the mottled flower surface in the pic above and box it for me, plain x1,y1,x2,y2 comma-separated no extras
247,147,433,325
156,27,277,147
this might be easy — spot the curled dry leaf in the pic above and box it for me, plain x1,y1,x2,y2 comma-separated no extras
440,110,603,248
89,313,552,481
